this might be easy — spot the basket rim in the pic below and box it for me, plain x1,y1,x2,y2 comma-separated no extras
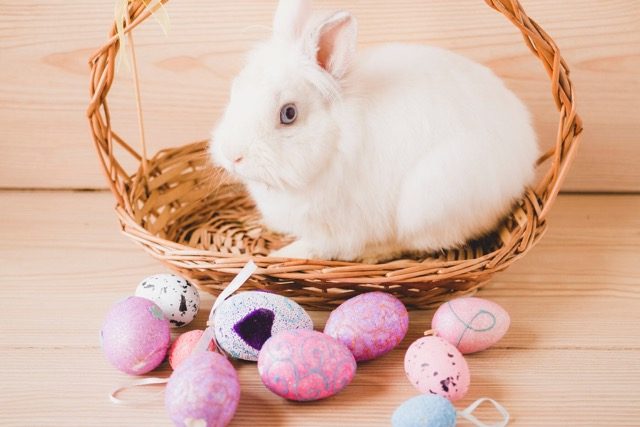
118,139,546,275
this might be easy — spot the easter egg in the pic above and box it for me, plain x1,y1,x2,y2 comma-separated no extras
432,297,510,354
392,395,456,427
100,296,170,375
135,274,200,328
404,336,470,401
258,330,356,401
214,291,313,361
168,330,216,370
165,351,240,427
324,292,409,361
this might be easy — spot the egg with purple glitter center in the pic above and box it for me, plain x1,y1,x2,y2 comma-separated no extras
213,291,313,361
324,292,409,361
165,351,240,427
258,329,357,401
100,296,170,375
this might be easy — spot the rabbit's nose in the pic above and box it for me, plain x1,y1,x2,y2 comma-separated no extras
233,156,244,164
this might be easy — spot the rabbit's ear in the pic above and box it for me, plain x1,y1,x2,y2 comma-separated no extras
307,11,357,80
273,0,311,40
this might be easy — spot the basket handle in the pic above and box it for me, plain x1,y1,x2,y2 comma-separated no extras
87,1,168,210
87,0,581,221
485,0,583,220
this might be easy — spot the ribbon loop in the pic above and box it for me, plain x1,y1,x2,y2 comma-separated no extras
110,377,168,405
192,260,258,354
457,397,510,427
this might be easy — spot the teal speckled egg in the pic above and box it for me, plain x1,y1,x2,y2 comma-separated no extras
392,395,456,427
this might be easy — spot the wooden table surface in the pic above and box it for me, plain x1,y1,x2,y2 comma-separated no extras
1,191,639,426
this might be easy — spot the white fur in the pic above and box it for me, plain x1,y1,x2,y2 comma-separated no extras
210,0,538,262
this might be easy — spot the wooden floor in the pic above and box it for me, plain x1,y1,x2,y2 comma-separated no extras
1,191,639,426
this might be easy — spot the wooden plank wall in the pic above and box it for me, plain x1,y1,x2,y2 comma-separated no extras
0,0,638,191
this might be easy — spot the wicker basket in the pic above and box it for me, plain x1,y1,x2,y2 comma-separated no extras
87,0,582,309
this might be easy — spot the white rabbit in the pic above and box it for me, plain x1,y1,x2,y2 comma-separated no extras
210,0,538,263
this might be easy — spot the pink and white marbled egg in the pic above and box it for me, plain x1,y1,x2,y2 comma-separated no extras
432,297,510,354
324,292,409,361
258,330,356,401
404,336,470,401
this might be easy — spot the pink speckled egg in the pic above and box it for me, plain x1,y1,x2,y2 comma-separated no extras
324,292,409,361
404,336,470,401
432,297,510,354
165,351,240,427
168,330,216,370
258,330,356,401
100,296,170,375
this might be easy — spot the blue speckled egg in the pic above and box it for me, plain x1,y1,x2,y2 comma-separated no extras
392,395,456,427
213,291,313,361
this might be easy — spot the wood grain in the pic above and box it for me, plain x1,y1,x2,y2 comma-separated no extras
0,0,638,191
0,191,638,426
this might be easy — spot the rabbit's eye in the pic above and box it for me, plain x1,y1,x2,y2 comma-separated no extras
280,103,297,125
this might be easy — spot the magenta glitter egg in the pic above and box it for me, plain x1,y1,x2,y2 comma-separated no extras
258,330,356,401
324,292,409,361
165,351,240,427
100,296,171,375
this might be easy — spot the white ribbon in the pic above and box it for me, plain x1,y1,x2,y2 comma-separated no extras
192,260,258,354
457,397,510,427
109,377,168,405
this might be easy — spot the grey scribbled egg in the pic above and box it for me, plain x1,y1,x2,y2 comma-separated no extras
135,274,200,328
214,291,313,361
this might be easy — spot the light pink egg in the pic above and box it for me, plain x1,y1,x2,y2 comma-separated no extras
432,297,510,354
404,336,470,401
324,292,409,361
168,330,216,370
258,330,356,401
100,296,171,375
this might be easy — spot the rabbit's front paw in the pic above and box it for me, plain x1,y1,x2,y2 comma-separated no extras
270,240,319,260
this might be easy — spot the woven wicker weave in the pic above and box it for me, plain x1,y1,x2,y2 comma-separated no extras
87,0,582,309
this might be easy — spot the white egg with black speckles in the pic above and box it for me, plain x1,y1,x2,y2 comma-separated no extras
135,274,200,328
214,291,313,361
